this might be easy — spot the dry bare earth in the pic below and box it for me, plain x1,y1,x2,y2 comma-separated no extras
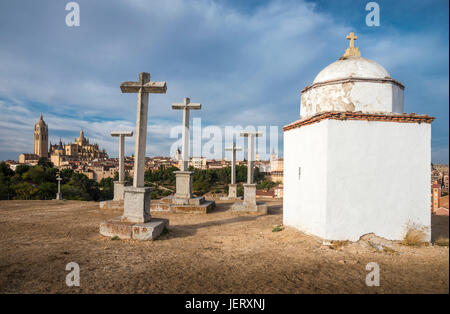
0,200,448,294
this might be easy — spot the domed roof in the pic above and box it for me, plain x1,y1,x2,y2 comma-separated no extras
313,56,390,84
299,32,405,119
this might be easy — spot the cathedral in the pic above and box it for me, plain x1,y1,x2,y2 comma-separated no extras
19,115,108,166
283,32,434,242
49,129,108,165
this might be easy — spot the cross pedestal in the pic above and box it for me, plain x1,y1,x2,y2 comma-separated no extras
122,186,151,223
113,181,131,201
99,72,168,240
243,184,257,205
174,171,193,200
232,183,267,214
228,184,238,198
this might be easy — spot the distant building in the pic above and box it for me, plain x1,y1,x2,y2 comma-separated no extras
432,183,441,212
256,189,275,199
18,115,48,163
18,153,39,165
274,184,284,198
34,114,48,158
269,170,283,183
269,150,283,182
49,129,108,164
190,157,207,169
19,116,108,167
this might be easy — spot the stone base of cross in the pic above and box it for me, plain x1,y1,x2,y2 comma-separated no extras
113,181,131,201
231,183,268,214
174,171,193,200
228,184,238,199
55,192,63,200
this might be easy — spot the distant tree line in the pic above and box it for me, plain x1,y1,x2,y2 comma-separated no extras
0,158,277,201
0,158,113,201
143,164,266,196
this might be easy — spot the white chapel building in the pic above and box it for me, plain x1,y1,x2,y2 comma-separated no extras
283,32,434,241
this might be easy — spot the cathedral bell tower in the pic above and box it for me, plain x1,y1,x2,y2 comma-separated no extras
34,114,48,158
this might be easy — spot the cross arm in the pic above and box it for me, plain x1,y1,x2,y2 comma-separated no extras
120,81,167,94
240,132,263,137
225,146,243,151
172,104,202,110
111,131,133,137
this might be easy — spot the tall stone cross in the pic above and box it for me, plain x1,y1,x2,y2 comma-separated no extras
120,72,167,187
240,132,262,184
344,31,361,58
225,142,242,185
111,131,133,182
172,97,201,171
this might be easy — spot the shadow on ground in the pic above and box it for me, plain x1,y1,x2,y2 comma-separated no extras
431,214,449,243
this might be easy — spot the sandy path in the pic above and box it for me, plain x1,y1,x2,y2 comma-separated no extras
0,200,448,293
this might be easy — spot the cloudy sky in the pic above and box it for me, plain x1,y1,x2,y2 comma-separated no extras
0,0,448,162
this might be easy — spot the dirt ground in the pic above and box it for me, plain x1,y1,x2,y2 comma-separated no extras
0,199,448,294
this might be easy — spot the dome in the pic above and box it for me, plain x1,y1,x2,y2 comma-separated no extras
299,32,404,119
313,57,390,84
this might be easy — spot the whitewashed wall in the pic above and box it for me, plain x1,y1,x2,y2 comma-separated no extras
283,121,329,238
284,119,431,241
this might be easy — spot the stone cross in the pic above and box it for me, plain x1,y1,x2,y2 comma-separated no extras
120,72,167,187
172,98,201,171
111,131,133,182
225,142,242,184
240,132,262,184
56,175,62,200
346,32,357,48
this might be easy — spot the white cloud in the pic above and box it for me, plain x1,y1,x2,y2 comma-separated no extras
0,0,447,162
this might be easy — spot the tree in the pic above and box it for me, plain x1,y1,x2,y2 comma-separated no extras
11,182,38,200
22,166,45,185
0,162,14,200
15,164,30,176
37,182,57,200
98,177,114,201
0,162,14,177
37,157,54,169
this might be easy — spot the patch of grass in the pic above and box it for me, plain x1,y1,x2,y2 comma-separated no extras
272,225,284,232
382,245,397,254
111,235,120,241
331,240,350,250
435,237,449,247
402,228,427,247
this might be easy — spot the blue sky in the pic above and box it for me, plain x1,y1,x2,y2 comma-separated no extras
0,0,448,162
